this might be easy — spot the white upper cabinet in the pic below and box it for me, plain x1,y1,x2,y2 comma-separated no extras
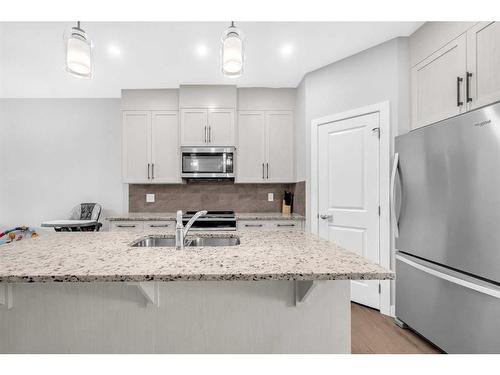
122,111,151,182
410,22,500,129
180,109,208,145
411,34,467,129
151,111,181,183
237,110,294,183
266,111,294,183
122,110,180,184
180,108,235,146
208,109,235,146
467,22,500,110
237,111,266,182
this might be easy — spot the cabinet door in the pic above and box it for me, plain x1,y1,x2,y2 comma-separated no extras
207,109,235,146
122,111,150,183
265,111,294,183
151,111,181,183
236,111,266,182
411,34,467,129
467,22,500,110
180,109,208,145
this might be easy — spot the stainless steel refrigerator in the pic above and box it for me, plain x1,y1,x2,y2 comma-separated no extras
393,101,500,354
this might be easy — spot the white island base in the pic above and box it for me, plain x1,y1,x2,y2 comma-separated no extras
0,280,350,353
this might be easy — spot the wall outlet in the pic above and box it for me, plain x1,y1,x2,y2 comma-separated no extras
146,194,155,203
267,193,274,202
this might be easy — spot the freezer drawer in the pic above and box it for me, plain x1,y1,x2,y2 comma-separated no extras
396,253,500,353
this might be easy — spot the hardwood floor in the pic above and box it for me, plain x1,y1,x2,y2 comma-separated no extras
351,303,442,354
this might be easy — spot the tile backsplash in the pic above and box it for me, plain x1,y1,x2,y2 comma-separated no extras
129,180,306,215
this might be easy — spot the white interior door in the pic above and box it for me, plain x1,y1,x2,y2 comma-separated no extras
151,111,180,183
318,112,380,309
236,111,266,182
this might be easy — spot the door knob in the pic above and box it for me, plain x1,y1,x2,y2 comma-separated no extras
320,214,332,220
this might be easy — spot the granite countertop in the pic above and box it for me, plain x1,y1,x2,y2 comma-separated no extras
105,212,305,221
0,231,392,283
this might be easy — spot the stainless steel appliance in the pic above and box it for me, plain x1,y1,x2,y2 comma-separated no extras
393,102,500,353
181,147,234,179
182,210,236,231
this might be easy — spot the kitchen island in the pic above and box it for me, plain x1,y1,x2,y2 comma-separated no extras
0,230,392,353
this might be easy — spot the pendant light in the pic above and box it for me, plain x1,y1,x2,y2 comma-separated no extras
65,21,93,79
221,21,244,78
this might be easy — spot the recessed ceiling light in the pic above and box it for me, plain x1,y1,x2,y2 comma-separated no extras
195,44,208,57
280,43,294,57
107,44,122,57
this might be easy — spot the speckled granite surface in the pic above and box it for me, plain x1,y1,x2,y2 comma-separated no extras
106,212,305,221
0,231,393,283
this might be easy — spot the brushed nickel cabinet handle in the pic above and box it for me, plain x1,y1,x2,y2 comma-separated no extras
204,126,207,143
116,224,136,228
149,224,169,228
277,223,295,227
147,163,150,179
266,162,269,179
151,163,155,179
262,163,265,179
244,224,263,227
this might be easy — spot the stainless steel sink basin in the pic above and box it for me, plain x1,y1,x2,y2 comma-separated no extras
131,236,240,248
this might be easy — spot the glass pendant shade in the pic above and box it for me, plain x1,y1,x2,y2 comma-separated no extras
221,22,244,78
65,22,92,79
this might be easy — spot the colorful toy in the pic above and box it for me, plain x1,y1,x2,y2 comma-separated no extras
0,226,38,245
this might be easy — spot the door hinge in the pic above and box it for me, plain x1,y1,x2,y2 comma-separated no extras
378,206,381,216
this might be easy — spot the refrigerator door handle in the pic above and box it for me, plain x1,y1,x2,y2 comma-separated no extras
390,152,400,237
396,253,500,299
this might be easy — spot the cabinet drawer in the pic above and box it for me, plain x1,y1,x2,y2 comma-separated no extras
110,221,144,231
268,221,302,230
142,221,174,231
238,220,302,231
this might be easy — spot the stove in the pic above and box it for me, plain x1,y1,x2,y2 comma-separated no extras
182,210,236,231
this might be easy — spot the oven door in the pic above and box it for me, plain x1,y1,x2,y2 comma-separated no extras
181,147,234,178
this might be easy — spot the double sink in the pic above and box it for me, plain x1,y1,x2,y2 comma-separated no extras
132,235,240,248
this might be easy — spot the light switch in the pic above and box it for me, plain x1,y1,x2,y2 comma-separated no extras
146,194,155,203
268,193,274,202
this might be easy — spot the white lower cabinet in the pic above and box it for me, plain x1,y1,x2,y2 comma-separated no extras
237,220,303,231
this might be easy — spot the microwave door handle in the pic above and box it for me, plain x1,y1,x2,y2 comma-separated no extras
390,152,400,237
222,153,227,173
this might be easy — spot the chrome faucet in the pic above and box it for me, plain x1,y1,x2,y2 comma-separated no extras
175,210,207,250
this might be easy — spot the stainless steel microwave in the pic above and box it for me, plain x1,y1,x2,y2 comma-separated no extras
181,147,235,179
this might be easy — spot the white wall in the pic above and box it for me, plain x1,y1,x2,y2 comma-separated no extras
294,37,410,308
294,37,410,229
0,99,126,230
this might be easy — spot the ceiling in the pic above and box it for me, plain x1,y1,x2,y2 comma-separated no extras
0,22,422,98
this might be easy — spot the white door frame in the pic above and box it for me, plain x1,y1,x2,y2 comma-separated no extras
310,101,391,316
